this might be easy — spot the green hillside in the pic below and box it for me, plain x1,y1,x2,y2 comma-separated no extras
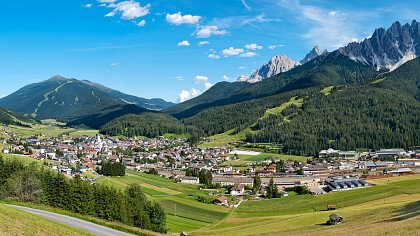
82,80,175,110
99,112,200,138
0,204,92,236
0,76,148,128
168,53,377,120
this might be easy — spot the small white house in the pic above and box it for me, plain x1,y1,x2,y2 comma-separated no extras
230,184,245,196
179,176,200,185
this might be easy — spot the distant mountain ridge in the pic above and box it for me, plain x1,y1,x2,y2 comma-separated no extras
81,80,175,110
339,20,420,70
237,55,301,83
238,46,325,83
0,76,164,128
300,45,326,64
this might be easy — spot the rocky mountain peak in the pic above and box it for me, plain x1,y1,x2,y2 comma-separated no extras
338,19,420,71
237,55,300,83
300,45,325,64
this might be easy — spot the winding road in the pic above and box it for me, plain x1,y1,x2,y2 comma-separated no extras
5,204,134,236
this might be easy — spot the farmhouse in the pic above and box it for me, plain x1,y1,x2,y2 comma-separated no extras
213,196,228,205
230,184,245,195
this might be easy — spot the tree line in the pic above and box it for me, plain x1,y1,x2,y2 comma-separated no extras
0,157,166,233
97,161,125,176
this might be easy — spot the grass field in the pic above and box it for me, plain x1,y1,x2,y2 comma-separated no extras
200,128,251,148
5,123,98,139
1,153,58,166
321,86,335,95
262,96,304,119
190,175,420,236
0,204,92,236
96,170,230,233
222,152,310,166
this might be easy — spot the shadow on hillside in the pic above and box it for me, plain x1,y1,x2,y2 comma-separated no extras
385,201,420,222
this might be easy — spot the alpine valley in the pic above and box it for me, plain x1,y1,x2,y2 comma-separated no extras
2,21,420,155
1,2,420,235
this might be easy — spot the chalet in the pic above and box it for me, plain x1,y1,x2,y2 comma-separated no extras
328,213,344,225
213,196,228,205
266,164,277,173
230,184,245,195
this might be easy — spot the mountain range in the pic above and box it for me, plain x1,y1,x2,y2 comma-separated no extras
0,75,174,128
339,20,420,70
238,46,325,83
0,20,419,155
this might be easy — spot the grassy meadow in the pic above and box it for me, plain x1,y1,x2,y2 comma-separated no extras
190,174,420,236
96,170,230,233
0,204,93,236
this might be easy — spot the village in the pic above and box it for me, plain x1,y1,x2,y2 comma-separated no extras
2,131,420,207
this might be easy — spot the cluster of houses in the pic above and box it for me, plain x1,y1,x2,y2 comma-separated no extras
2,130,419,206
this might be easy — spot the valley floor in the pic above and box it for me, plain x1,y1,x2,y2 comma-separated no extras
189,175,420,236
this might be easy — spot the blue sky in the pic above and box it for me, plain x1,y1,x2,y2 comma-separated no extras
1,0,420,103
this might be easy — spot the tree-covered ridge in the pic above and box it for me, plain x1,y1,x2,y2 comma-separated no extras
247,86,420,156
0,157,166,233
99,112,200,138
0,108,33,127
169,53,377,120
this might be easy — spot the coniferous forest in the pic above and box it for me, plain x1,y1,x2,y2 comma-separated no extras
0,157,166,233
98,56,420,156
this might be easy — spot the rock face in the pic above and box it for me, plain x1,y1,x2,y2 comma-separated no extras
339,20,420,70
238,55,301,83
300,45,325,64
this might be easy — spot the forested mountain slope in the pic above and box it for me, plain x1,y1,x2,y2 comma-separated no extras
168,53,378,119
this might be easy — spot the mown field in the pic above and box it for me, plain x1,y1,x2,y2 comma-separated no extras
0,204,92,236
4,123,97,138
96,170,230,233
222,152,310,167
191,174,420,236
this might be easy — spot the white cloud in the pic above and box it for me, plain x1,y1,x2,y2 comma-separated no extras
177,40,190,46
166,12,201,25
195,25,228,38
241,0,252,12
136,20,146,27
105,11,115,17
328,11,339,16
98,0,116,3
204,82,213,89
178,88,202,102
208,54,220,59
268,44,284,49
106,0,150,20
198,41,209,46
179,75,212,102
239,66,247,69
223,75,235,81
194,75,208,83
244,43,263,50
83,4,93,8
175,76,184,81
278,0,358,49
110,62,121,66
239,52,257,57
222,47,244,57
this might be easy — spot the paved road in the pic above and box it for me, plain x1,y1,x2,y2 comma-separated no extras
6,204,134,236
